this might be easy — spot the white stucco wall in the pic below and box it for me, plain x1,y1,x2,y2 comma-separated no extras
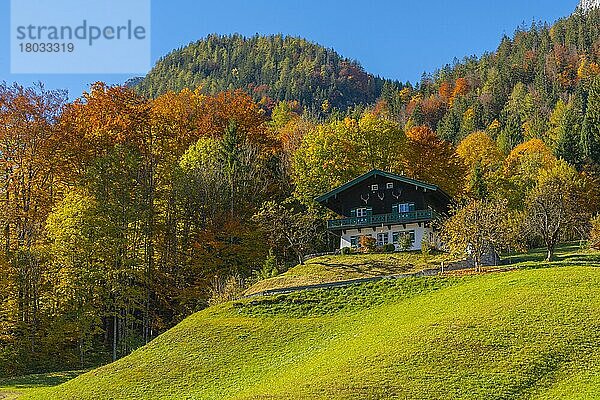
339,223,432,251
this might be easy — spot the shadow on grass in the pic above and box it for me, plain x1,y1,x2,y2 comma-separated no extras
0,370,85,390
310,261,416,276
306,253,439,277
503,242,600,270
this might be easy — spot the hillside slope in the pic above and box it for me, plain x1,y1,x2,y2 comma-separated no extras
24,266,600,399
136,34,396,111
244,252,451,296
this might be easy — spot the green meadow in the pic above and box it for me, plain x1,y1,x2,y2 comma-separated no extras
15,245,600,399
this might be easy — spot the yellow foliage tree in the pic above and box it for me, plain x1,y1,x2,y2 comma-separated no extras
503,138,557,207
457,131,503,171
456,131,504,197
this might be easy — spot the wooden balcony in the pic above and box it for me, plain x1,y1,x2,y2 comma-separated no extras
327,210,440,230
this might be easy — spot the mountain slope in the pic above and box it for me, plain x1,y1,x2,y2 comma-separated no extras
136,34,396,111
387,8,600,154
24,265,600,399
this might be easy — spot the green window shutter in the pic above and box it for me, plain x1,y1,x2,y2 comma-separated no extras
350,209,357,217
409,203,416,212
366,207,373,216
392,204,399,214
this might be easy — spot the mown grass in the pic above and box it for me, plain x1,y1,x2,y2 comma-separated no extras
506,242,600,269
245,251,451,295
23,260,600,399
0,370,84,399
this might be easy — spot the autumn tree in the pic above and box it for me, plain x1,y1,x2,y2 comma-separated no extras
457,131,504,171
456,131,504,197
442,199,519,272
252,201,325,265
503,138,556,207
292,113,404,203
0,83,66,359
402,126,466,196
524,160,588,261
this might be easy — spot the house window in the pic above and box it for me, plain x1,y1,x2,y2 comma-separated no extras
393,202,416,213
350,236,359,248
351,207,372,218
398,203,415,212
386,182,394,189
371,184,379,191
376,232,389,246
356,208,368,217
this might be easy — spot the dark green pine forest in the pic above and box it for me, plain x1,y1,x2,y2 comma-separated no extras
136,34,395,112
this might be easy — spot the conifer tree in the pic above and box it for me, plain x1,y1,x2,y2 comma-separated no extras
581,77,600,164
555,103,583,166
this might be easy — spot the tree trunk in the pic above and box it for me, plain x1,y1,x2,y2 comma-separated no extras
112,313,117,362
144,156,155,345
79,337,84,369
546,247,554,262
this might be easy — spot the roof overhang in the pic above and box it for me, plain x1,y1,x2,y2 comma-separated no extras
315,169,453,204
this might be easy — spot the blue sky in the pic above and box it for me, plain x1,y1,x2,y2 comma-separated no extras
0,0,578,99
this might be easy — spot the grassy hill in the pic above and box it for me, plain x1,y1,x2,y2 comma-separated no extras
245,251,451,295
18,245,600,399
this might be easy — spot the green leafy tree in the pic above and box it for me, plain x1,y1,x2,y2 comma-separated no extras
46,190,106,368
468,161,489,199
554,101,583,166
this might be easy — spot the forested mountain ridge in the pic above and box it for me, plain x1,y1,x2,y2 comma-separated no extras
380,7,600,165
136,34,398,112
137,10,600,166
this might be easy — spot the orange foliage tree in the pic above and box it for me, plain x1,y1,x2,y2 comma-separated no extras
0,82,67,354
401,126,466,196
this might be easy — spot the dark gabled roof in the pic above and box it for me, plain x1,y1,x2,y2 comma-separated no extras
315,169,452,203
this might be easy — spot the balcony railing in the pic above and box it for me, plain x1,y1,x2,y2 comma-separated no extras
327,210,440,230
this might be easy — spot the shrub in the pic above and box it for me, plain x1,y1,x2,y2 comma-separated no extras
208,275,246,306
253,253,280,281
421,235,434,256
359,236,377,253
340,246,353,255
397,234,415,252
383,243,396,253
